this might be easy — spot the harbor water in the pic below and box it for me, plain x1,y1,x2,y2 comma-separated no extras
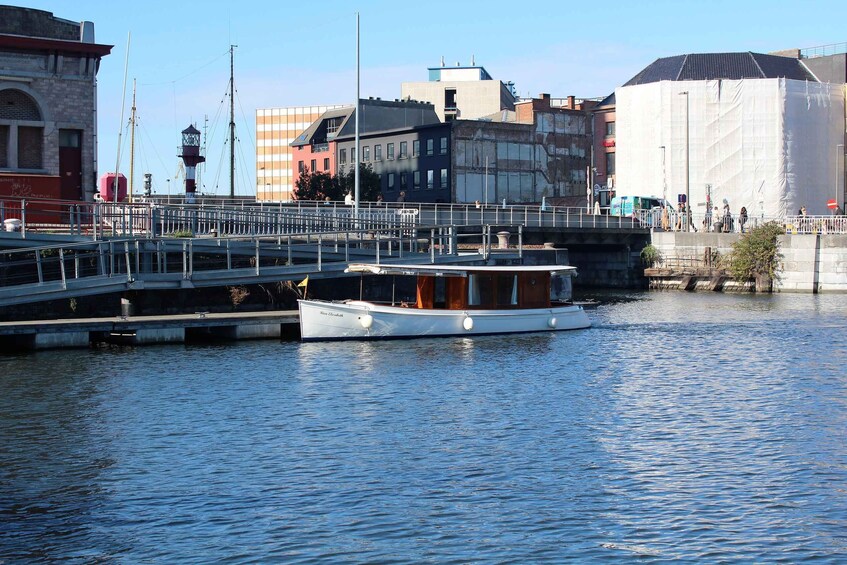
1,292,846,562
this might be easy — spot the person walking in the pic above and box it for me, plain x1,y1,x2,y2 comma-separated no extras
739,206,748,233
397,191,406,203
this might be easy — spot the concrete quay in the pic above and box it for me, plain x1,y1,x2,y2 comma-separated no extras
650,232,847,293
0,310,300,350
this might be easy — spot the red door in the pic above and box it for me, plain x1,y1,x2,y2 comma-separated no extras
59,129,82,200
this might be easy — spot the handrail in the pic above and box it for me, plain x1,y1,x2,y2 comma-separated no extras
0,224,514,307
6,197,845,240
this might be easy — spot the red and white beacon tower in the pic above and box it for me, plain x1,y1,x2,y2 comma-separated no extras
179,125,205,204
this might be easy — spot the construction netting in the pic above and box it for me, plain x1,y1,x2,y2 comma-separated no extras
615,78,845,217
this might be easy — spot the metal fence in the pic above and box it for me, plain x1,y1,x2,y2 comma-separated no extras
4,197,845,241
0,223,521,306
633,209,847,235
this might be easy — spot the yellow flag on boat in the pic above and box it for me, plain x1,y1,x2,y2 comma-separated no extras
297,276,309,287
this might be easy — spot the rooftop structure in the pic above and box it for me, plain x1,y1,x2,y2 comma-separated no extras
623,52,816,86
402,61,516,122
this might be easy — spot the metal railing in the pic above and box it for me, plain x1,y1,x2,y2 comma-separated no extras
0,223,521,306
5,197,846,242
633,209,847,235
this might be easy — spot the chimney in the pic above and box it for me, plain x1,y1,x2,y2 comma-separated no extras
567,95,575,108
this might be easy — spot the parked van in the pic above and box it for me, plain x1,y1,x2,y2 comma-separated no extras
610,195,672,217
610,195,675,227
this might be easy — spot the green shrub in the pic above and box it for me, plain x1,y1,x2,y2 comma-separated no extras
640,244,662,267
171,229,193,238
729,221,784,283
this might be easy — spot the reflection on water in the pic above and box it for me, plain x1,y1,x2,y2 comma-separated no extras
1,292,846,562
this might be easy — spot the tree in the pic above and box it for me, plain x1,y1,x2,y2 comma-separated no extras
728,221,785,290
337,163,382,202
293,168,342,201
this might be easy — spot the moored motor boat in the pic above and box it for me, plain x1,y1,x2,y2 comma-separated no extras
298,263,591,341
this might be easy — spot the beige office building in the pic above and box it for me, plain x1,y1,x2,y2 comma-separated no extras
256,104,346,201
401,64,515,122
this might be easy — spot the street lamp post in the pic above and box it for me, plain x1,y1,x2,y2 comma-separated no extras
838,144,845,209
679,91,690,230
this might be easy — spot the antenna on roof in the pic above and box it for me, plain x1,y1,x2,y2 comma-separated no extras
441,56,445,67
472,54,475,66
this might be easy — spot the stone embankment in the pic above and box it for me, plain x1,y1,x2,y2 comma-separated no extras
648,232,847,293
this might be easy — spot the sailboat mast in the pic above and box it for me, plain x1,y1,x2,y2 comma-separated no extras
229,45,236,200
113,32,130,203
128,79,136,202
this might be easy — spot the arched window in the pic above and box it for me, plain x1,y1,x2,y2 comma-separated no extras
0,89,43,121
0,88,44,170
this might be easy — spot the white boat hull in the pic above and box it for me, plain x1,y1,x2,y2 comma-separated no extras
298,299,591,341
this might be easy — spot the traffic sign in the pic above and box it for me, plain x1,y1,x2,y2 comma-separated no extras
827,199,838,210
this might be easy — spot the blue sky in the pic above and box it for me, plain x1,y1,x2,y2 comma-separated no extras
8,0,847,197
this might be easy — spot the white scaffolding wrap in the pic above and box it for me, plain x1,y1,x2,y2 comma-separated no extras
616,79,845,216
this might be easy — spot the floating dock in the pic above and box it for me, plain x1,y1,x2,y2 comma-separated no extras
0,310,300,350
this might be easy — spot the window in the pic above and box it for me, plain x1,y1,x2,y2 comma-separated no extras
399,141,408,159
440,168,448,188
413,171,421,190
400,173,407,189
363,146,370,162
413,140,420,157
0,89,44,170
388,173,395,189
298,160,305,173
606,121,615,136
426,139,434,156
339,148,347,164
374,144,382,161
310,159,317,172
326,117,342,135
439,136,447,155
444,88,457,110
59,130,80,147
496,275,518,307
387,143,395,160
1,125,9,168
323,158,330,171
426,170,434,189
16,126,43,170
605,152,616,175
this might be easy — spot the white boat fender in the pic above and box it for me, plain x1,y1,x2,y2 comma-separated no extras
463,316,474,331
548,317,557,328
360,314,374,329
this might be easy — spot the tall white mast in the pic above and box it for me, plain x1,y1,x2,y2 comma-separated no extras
113,32,130,203
128,79,136,202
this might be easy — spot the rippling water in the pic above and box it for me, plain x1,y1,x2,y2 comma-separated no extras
2,292,846,562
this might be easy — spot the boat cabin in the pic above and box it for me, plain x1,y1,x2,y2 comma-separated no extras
345,264,576,311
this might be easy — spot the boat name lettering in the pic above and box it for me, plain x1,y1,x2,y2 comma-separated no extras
319,311,344,318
